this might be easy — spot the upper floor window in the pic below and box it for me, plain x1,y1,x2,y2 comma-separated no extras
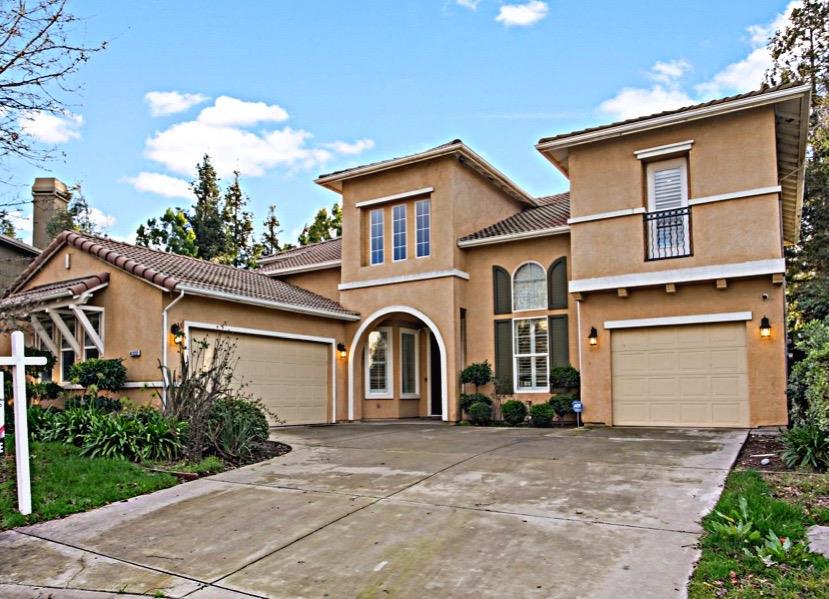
647,157,688,212
370,209,384,265
392,205,407,262
415,199,431,258
645,157,692,260
513,262,546,311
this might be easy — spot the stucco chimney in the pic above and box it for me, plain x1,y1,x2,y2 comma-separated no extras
31,177,71,249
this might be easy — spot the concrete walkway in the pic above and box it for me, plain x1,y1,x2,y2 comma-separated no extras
0,422,746,598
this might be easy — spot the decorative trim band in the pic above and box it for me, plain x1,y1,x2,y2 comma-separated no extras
567,207,646,225
569,258,785,293
339,269,470,291
262,260,342,276
604,311,753,330
634,140,694,160
689,186,782,206
355,187,434,208
458,226,569,248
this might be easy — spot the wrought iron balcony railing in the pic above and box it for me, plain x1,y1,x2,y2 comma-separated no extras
644,206,692,261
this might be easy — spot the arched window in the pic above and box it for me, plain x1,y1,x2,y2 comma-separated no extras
548,257,567,309
513,263,546,311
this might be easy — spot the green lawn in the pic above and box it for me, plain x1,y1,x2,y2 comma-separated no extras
689,469,829,598
1,434,178,530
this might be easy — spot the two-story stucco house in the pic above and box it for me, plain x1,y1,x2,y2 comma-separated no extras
1,82,810,429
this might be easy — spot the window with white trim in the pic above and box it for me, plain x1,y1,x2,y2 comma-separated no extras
392,204,407,261
365,328,392,396
370,209,384,265
400,328,419,397
513,318,548,392
83,311,103,360
60,315,77,382
646,157,690,255
34,319,54,382
415,199,430,258
512,263,546,311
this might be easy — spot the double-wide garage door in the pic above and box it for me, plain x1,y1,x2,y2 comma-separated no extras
193,329,330,426
611,322,749,427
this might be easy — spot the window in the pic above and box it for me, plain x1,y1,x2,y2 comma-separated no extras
513,263,546,311
34,319,54,382
83,311,103,360
646,157,691,258
365,328,392,396
415,199,430,258
400,328,419,397
370,209,384,265
646,157,688,211
60,315,77,382
513,318,548,392
392,205,407,261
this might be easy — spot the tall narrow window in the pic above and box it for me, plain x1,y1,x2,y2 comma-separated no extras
400,328,419,397
366,328,392,396
370,209,384,265
60,315,77,382
392,204,407,261
513,318,548,392
645,157,691,259
513,263,546,311
35,320,54,382
83,311,103,360
415,199,431,258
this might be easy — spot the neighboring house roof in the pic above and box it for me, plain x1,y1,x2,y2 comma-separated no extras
315,139,537,206
0,233,40,256
536,82,811,245
458,192,570,247
0,273,109,309
7,231,359,321
258,237,342,275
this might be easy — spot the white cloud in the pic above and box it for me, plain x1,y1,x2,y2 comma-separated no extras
20,112,83,144
196,96,289,127
144,91,209,117
650,59,692,84
495,1,548,27
599,85,694,120
456,0,481,10
124,172,192,199
321,139,375,155
89,207,116,230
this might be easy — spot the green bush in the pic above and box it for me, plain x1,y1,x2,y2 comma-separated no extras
65,394,123,413
788,319,829,430
467,401,492,425
549,366,580,390
549,394,574,418
529,403,555,427
28,406,60,441
68,359,127,392
460,361,493,388
208,398,269,445
40,407,103,446
81,409,186,462
780,424,829,471
501,400,527,426
459,392,492,413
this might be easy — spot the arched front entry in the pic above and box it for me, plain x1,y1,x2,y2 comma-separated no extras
348,305,448,421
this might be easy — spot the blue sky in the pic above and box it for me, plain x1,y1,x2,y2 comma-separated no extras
2,0,796,245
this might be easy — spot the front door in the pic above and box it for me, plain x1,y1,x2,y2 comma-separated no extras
429,333,442,416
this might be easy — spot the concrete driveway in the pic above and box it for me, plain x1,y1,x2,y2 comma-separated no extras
0,422,746,599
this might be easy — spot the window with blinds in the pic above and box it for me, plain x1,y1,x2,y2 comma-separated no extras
647,157,688,211
645,157,692,259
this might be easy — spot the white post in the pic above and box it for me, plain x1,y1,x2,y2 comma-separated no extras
0,371,4,456
0,331,47,516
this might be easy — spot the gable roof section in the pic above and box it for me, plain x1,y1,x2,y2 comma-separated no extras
0,233,40,256
1,273,109,308
259,237,342,276
458,192,570,247
8,231,359,321
315,139,537,206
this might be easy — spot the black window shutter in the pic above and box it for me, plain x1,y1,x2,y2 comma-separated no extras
548,315,569,368
492,266,512,314
548,257,567,309
494,319,514,393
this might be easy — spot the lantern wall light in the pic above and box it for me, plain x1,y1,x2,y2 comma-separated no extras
588,327,598,346
759,316,771,339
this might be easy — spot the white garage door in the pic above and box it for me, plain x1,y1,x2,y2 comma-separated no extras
611,322,749,427
193,330,330,426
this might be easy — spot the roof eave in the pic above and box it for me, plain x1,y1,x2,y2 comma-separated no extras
262,260,342,277
458,225,570,248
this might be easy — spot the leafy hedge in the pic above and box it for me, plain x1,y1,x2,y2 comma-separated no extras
467,401,492,426
501,400,527,426
460,393,491,413
529,403,555,427
68,359,127,391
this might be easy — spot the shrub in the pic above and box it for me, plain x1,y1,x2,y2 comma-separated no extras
81,409,186,462
501,400,527,426
460,392,492,413
206,398,270,461
787,319,829,430
65,394,122,413
460,361,493,389
40,407,103,446
549,366,580,391
467,401,492,425
28,406,60,441
549,394,574,418
780,424,829,471
68,359,127,392
208,398,269,443
529,403,555,427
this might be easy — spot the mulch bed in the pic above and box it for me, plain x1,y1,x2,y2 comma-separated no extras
735,432,787,471
149,440,292,480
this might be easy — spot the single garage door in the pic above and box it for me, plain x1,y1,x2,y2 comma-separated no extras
193,329,330,426
611,322,749,427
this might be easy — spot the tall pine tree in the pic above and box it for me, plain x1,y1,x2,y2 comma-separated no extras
190,155,227,261
219,171,257,267
297,202,342,245
261,204,290,254
136,208,198,256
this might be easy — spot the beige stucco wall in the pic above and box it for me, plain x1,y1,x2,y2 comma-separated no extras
278,267,341,301
576,277,787,427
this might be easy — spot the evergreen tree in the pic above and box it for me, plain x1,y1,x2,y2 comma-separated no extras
136,208,198,256
0,210,17,238
297,202,342,246
190,155,226,260
261,204,289,254
219,171,257,267
46,184,102,238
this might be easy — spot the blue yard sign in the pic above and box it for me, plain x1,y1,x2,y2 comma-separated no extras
571,400,583,413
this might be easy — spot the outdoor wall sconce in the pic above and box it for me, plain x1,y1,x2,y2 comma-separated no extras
170,323,186,346
759,316,772,339
588,327,598,346
337,342,348,358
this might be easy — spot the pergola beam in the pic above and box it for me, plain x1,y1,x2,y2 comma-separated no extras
70,306,103,354
46,308,81,356
30,316,58,356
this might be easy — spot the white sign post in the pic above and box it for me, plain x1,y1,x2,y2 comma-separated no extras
0,331,47,515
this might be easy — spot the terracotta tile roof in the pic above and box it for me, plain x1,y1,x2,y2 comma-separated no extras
459,192,570,245
0,234,40,256
258,237,342,275
1,273,109,308
8,232,358,320
537,82,804,146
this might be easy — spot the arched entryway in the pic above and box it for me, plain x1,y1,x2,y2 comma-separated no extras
348,305,448,421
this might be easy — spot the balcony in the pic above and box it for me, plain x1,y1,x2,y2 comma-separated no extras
644,206,692,261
